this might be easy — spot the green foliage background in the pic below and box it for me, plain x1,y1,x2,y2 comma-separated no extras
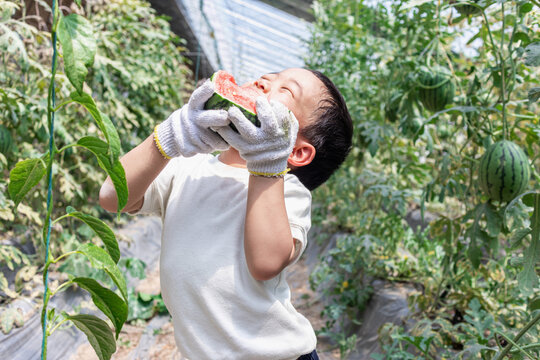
0,0,193,332
0,0,192,259
1,0,540,358
307,0,540,358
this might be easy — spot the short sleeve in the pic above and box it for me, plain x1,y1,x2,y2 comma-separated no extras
131,157,181,217
283,174,312,265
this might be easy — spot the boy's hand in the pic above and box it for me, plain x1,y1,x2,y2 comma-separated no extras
154,80,230,158
216,97,299,177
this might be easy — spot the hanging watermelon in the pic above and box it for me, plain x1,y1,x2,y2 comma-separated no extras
451,0,481,16
416,66,455,112
478,140,531,203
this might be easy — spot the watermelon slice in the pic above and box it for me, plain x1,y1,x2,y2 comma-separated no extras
204,70,261,127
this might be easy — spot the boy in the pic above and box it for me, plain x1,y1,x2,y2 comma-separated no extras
99,68,353,359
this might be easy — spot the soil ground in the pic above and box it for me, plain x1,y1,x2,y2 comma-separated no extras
69,257,341,360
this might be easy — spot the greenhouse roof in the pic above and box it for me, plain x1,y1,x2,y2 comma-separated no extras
175,0,311,84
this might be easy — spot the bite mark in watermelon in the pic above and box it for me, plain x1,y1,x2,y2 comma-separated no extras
204,71,261,127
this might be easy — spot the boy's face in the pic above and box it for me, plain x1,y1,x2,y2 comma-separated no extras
242,68,325,129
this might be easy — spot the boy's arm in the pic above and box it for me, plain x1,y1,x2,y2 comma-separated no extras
99,134,169,213
215,98,300,281
99,80,229,214
244,176,296,281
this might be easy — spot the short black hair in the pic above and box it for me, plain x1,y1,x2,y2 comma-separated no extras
290,69,353,190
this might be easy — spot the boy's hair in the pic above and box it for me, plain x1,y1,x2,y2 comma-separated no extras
290,69,353,191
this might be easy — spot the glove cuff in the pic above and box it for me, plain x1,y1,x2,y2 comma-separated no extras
154,116,180,158
248,159,290,178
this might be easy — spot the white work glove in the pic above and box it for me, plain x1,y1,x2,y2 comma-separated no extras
154,80,230,158
215,97,299,177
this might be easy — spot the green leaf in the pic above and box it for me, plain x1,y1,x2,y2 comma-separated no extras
119,258,146,280
1,308,24,334
509,228,531,250
483,203,502,238
77,243,127,302
64,313,116,360
72,277,128,339
66,207,120,263
509,256,524,267
127,287,155,321
520,2,533,14
57,14,96,93
8,158,46,207
524,42,540,67
517,193,540,295
528,87,540,103
468,246,483,269
77,137,128,212
529,297,540,311
400,0,432,10
70,92,121,158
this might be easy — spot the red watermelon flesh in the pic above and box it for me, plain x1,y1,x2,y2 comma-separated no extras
204,70,261,126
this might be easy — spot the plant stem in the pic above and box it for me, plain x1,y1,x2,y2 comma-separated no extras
57,143,77,154
500,1,507,140
495,330,536,360
495,312,540,360
52,99,74,112
482,7,505,140
48,318,69,336
49,280,74,298
41,1,59,359
51,213,70,225
50,250,79,265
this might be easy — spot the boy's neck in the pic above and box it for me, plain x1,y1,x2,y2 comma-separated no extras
218,148,247,168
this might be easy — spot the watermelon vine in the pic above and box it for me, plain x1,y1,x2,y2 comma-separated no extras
7,1,129,359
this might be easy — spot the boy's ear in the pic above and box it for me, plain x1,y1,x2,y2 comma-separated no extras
288,136,315,168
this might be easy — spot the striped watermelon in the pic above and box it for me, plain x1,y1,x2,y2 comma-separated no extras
0,125,12,155
452,0,481,16
417,66,455,112
204,70,260,127
478,140,530,203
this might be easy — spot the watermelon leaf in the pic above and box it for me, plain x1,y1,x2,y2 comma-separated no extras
70,92,121,158
8,158,47,207
529,296,540,311
467,246,483,269
524,42,540,67
517,193,540,295
528,87,540,103
509,228,531,251
76,243,127,302
57,14,96,94
65,207,120,264
77,137,128,213
63,313,116,360
72,277,127,339
483,203,502,238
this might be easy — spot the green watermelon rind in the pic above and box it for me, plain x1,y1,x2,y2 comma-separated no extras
417,66,455,113
479,140,531,203
204,72,260,127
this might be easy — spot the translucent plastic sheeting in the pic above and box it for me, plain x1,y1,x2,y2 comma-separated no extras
0,216,163,360
175,0,311,84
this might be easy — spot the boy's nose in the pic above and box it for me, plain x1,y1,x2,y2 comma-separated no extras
255,79,270,93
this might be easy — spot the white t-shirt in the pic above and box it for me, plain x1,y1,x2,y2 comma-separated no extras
135,154,317,360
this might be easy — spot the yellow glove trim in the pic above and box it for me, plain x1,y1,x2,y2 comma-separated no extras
153,125,172,160
248,168,291,178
